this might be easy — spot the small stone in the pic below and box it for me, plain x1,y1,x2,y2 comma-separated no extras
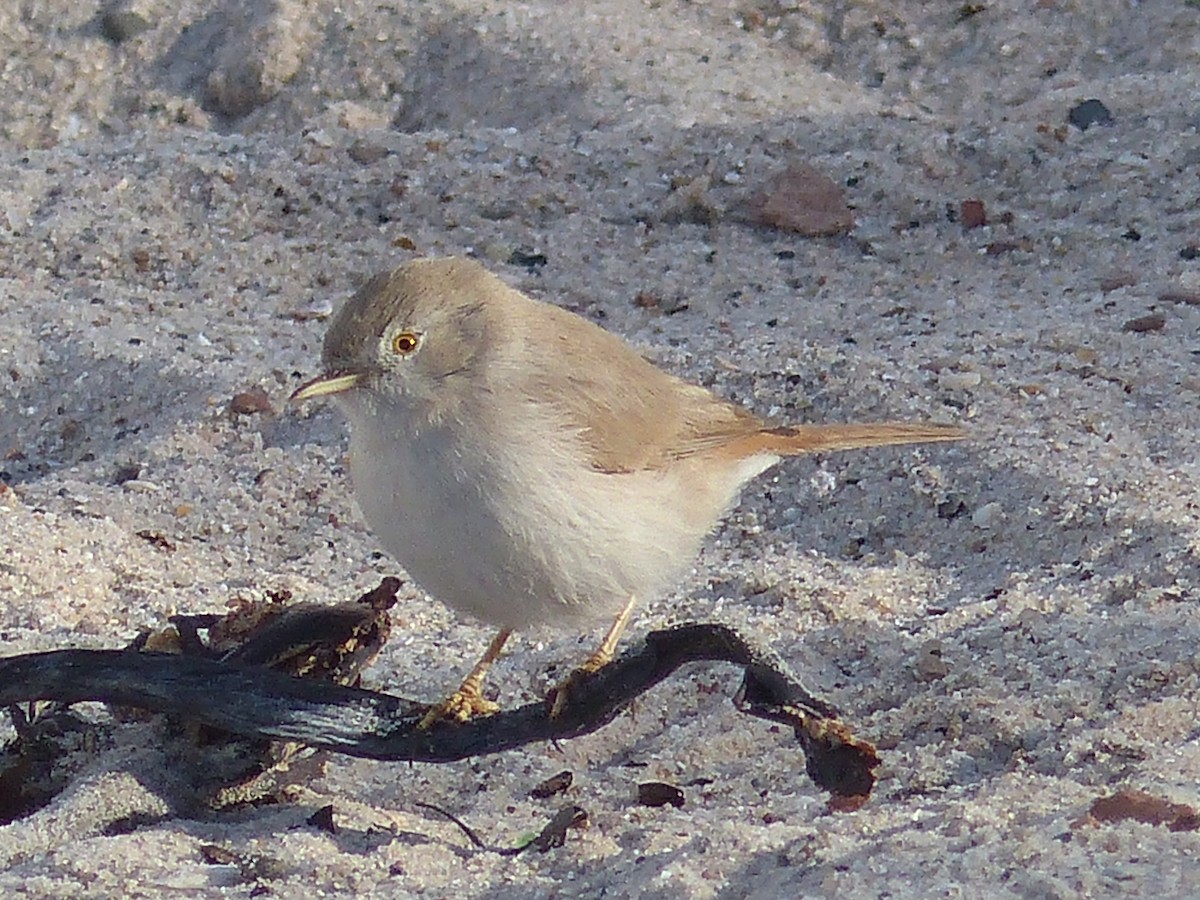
1086,789,1200,832
632,291,688,315
749,164,853,237
971,501,1003,530
112,463,141,485
200,844,238,865
937,497,968,520
915,641,950,681
230,387,274,415
305,129,334,148
1068,99,1113,131
960,199,987,229
985,240,1030,255
1158,290,1200,307
1122,312,1165,334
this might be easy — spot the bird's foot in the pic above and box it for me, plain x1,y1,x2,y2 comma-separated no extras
547,649,613,719
417,686,500,730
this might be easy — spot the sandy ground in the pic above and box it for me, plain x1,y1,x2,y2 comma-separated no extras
1,0,1198,896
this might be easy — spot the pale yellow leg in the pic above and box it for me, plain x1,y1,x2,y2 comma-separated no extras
550,595,638,717
579,594,638,673
417,629,512,730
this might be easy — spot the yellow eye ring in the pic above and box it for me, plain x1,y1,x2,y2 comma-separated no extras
391,331,420,355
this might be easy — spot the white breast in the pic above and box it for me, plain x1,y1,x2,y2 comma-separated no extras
340,394,777,633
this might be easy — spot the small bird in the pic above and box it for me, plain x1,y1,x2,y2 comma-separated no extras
292,257,963,726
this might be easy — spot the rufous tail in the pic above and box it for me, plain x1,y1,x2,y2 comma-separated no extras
757,422,966,456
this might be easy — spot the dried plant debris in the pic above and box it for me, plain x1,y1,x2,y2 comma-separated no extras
0,705,108,826
0,580,399,819
164,581,397,808
136,529,177,552
520,806,589,853
0,586,877,814
637,782,685,809
419,802,589,855
306,804,338,834
530,770,574,799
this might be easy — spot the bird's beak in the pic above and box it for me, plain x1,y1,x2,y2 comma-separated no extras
290,371,363,402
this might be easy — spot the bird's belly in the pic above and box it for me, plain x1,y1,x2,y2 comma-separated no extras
349,426,533,628
347,424,748,632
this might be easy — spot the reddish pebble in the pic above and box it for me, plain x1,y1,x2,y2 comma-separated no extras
961,199,987,229
230,387,273,415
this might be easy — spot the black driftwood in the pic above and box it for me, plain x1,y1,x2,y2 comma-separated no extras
0,597,879,805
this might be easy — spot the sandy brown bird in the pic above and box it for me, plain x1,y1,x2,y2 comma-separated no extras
292,258,964,726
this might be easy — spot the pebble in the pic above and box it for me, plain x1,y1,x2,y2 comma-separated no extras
748,164,853,237
960,199,987,229
230,387,274,416
971,502,1003,530
915,641,950,681
1122,312,1165,334
1068,99,1113,131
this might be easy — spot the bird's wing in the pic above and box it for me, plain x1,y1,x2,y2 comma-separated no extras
514,303,767,473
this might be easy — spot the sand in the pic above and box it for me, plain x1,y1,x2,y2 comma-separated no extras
0,0,1198,896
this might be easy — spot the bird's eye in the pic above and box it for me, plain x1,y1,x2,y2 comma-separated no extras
390,331,420,355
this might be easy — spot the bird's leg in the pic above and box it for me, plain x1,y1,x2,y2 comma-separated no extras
417,628,512,730
580,594,639,673
549,595,637,717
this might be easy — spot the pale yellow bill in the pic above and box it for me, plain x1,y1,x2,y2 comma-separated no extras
290,372,362,402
